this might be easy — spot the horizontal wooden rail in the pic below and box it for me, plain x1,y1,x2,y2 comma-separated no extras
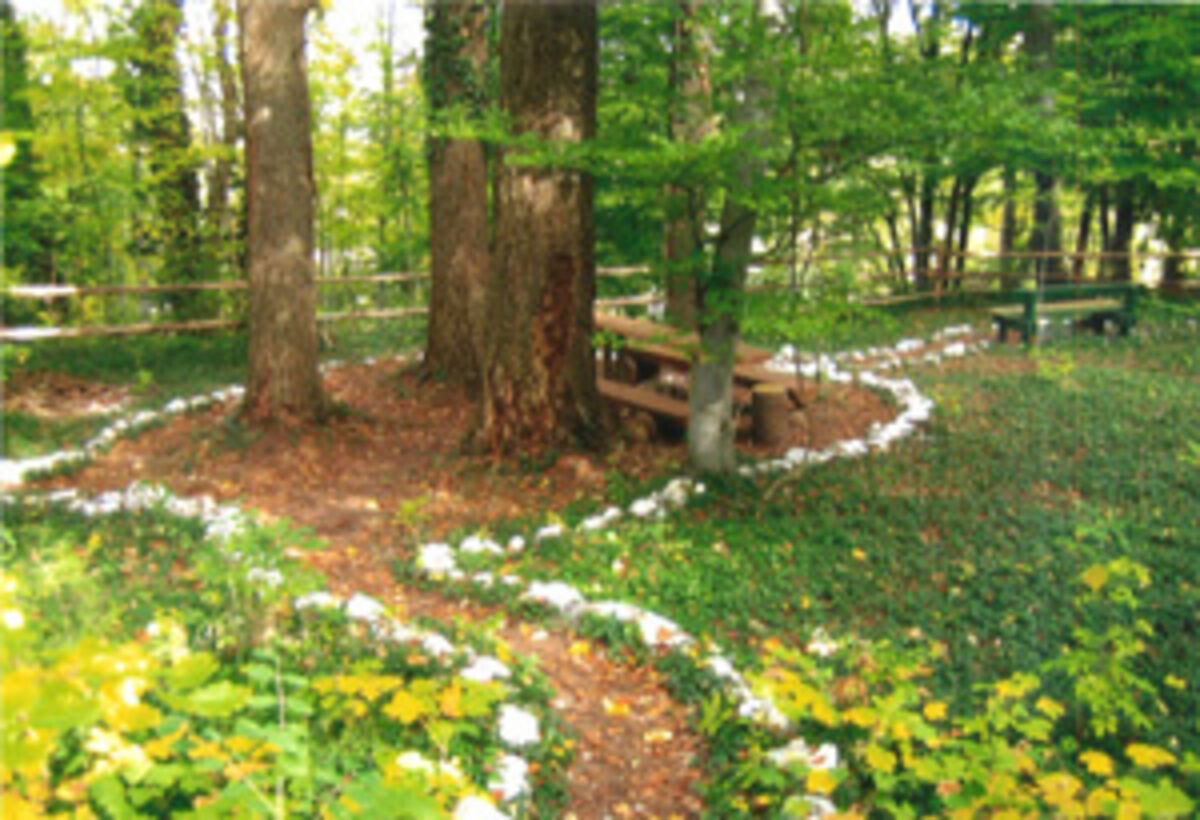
3,266,647,301
0,291,668,343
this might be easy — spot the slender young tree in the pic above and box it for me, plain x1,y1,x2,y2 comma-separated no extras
687,3,771,473
238,0,327,423
424,0,490,385
481,0,599,452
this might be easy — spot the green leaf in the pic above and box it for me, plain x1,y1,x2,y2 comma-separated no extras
90,773,137,820
165,652,220,693
32,678,101,730
169,680,252,718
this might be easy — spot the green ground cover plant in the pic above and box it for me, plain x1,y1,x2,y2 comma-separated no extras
432,309,1198,813
1,498,568,817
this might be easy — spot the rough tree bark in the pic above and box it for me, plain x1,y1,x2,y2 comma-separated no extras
481,0,599,452
425,0,490,386
238,0,327,423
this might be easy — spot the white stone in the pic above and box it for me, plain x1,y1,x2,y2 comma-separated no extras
497,704,540,748
344,592,386,622
522,581,585,614
294,591,338,610
460,535,503,555
453,795,510,820
418,543,457,574
460,656,511,683
766,739,840,771
534,523,564,542
628,497,659,518
488,754,530,801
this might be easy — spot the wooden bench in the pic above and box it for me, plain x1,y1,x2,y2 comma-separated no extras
991,283,1141,344
597,376,753,434
595,312,775,365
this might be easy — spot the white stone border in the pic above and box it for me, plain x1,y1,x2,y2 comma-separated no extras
409,324,990,817
0,481,535,820
0,325,990,818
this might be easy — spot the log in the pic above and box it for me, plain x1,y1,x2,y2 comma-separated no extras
752,382,791,447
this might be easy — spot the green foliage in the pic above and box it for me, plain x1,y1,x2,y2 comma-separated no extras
1,499,568,817
742,556,1192,817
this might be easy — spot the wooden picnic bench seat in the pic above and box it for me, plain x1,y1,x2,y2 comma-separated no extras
597,376,753,434
991,283,1140,345
595,312,775,365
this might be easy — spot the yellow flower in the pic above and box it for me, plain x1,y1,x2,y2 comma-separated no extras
1079,750,1114,777
1125,743,1176,769
1081,565,1108,593
806,767,837,795
922,701,948,721
865,744,896,774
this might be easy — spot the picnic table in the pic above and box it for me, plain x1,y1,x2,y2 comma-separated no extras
991,283,1140,345
594,312,797,442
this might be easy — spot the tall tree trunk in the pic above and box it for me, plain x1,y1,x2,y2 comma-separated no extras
239,0,326,423
425,0,490,386
481,0,599,453
689,13,770,473
954,174,977,287
1108,180,1135,281
1098,184,1111,279
1072,187,1094,281
663,0,711,329
914,173,936,290
940,176,963,291
207,0,240,276
1000,165,1019,290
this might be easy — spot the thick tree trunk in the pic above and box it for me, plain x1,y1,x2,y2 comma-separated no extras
239,0,326,423
663,0,711,329
425,0,490,386
914,174,936,290
481,0,599,453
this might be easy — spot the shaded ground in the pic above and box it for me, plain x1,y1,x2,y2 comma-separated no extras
16,357,896,817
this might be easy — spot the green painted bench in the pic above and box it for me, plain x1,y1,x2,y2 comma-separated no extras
991,283,1141,344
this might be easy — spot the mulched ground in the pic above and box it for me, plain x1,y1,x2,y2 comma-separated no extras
13,358,897,817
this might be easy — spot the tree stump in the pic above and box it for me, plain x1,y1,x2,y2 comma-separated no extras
752,383,791,448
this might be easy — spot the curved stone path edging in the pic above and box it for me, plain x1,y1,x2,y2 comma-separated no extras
1,324,991,817
407,325,993,816
0,484,544,819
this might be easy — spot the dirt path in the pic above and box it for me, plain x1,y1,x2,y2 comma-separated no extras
17,358,897,816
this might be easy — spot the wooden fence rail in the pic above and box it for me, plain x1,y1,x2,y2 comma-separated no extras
3,253,1192,343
